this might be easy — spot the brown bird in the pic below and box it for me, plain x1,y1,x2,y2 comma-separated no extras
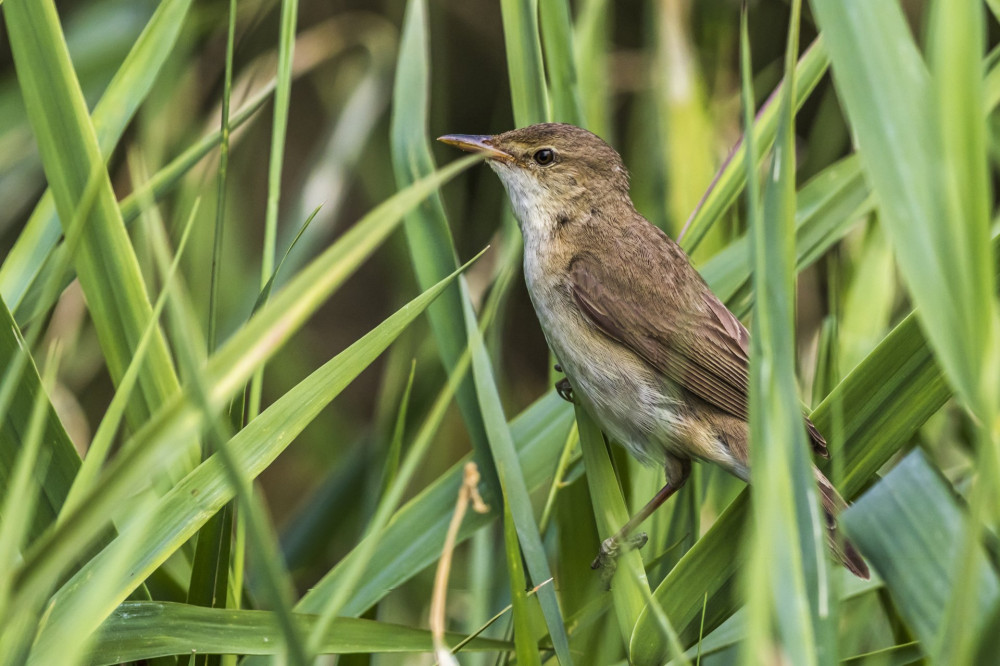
439,122,868,579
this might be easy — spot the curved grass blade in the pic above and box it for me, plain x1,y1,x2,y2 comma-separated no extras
539,0,584,125
810,0,1000,446
289,391,574,618
841,451,1000,661
392,3,571,660
679,36,829,254
575,406,648,643
149,213,308,666
0,297,80,539
89,601,511,665
464,298,574,664
30,252,483,655
0,0,195,315
499,0,550,125
742,4,828,663
4,0,182,433
248,0,300,422
59,198,199,521
391,0,493,491
9,155,478,630
303,314,479,653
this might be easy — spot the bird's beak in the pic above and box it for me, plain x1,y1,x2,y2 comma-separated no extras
437,134,514,163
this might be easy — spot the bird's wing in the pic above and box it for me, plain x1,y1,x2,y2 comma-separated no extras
569,247,829,458
569,251,751,420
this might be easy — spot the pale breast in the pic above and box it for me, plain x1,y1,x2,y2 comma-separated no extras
523,251,690,466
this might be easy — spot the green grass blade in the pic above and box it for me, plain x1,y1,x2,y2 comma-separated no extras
288,392,575,619
539,0,584,125
574,0,611,138
4,0,182,433
700,156,871,318
499,0,550,125
0,347,58,664
0,0,194,316
0,297,80,539
390,0,495,490
30,254,479,654
841,451,1000,660
207,0,238,354
810,0,1000,434
59,198,198,521
502,503,542,666
573,407,646,645
9,156,478,631
463,299,574,664
392,3,569,659
89,601,511,664
150,218,307,666
10,81,274,327
742,3,827,663
26,492,157,666
653,0,717,240
248,0,300,423
302,290,482,653
679,36,829,253
0,349,57,622
377,360,416,498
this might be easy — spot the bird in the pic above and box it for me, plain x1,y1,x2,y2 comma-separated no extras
438,122,869,579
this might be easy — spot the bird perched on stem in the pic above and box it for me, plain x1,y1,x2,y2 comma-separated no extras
439,123,868,580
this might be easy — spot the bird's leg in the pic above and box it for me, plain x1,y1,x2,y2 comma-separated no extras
591,458,692,576
553,364,575,402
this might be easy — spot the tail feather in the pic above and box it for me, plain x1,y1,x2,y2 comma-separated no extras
814,468,870,579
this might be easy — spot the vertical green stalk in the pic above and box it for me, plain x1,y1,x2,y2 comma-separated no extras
539,0,583,125
249,0,299,420
189,4,240,648
499,0,550,126
743,1,828,664
4,0,183,435
208,0,237,353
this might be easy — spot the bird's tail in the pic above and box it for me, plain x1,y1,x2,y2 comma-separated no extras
814,468,870,579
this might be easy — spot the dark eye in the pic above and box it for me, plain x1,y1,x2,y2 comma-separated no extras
533,148,555,165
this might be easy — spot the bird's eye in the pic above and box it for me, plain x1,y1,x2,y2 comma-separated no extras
533,148,556,166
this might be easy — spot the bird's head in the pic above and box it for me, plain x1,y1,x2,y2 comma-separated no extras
438,123,631,240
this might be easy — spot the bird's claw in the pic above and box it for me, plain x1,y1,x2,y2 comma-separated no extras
555,377,575,403
590,532,648,586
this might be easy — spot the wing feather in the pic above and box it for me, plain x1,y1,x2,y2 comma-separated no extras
568,248,828,457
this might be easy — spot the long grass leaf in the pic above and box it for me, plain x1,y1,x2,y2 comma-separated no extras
499,0,550,125
809,0,1000,446
0,297,79,539
679,36,828,253
0,0,194,315
4,0,182,433
9,156,478,628
89,601,511,664
249,0,300,422
743,3,827,663
30,253,480,653
463,299,574,664
288,392,575,618
539,0,584,125
391,0,495,491
573,407,646,643
841,451,1000,660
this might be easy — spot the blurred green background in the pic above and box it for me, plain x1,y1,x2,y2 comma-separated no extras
2,0,1000,663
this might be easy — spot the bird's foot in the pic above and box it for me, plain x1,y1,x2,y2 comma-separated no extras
555,377,575,403
590,532,648,586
